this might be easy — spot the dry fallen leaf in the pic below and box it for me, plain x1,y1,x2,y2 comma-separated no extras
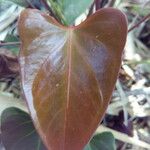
0,48,19,79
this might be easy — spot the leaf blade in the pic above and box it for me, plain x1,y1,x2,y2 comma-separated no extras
84,132,116,150
1,107,46,150
18,8,127,150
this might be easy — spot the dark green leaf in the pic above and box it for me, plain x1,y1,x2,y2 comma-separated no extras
4,34,19,42
84,132,116,150
1,107,46,150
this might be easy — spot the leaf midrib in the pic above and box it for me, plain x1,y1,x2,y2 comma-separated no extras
63,29,73,150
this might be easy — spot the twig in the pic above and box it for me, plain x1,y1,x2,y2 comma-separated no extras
113,88,150,97
128,0,147,33
125,59,150,65
128,13,150,32
0,42,21,46
97,125,150,149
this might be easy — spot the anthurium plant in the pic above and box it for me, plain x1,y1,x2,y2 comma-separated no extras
0,0,127,150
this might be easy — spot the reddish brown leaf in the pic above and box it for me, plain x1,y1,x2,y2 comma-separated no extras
18,8,127,150
0,49,19,79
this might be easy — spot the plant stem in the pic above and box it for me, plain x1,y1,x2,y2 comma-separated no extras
41,0,56,17
25,0,36,8
87,2,95,17
108,0,116,7
95,0,102,10
0,42,21,46
47,0,68,25
128,13,150,32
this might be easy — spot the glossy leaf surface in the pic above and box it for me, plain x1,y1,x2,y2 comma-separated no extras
19,8,127,150
84,132,116,150
1,107,46,150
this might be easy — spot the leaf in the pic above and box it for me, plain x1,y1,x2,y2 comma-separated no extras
6,0,28,7
48,0,93,25
1,107,46,150
0,91,27,115
4,34,19,42
18,8,127,150
4,34,20,54
97,125,150,149
84,132,116,150
0,48,19,79
0,1,23,41
5,0,43,8
1,107,116,150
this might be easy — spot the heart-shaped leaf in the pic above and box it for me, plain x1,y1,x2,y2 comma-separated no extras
84,132,116,150
1,107,46,150
18,8,127,150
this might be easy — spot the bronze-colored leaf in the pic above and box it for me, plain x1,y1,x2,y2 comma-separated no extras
18,8,127,150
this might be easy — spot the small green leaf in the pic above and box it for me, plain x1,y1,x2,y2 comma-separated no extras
84,132,116,150
4,34,19,42
4,34,19,55
1,107,46,150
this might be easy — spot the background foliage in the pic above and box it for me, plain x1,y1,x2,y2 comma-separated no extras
0,0,150,150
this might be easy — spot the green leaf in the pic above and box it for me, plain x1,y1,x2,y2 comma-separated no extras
5,0,28,7
132,4,150,16
1,108,116,150
1,107,46,150
4,34,19,55
48,0,93,25
84,132,116,150
4,34,19,42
